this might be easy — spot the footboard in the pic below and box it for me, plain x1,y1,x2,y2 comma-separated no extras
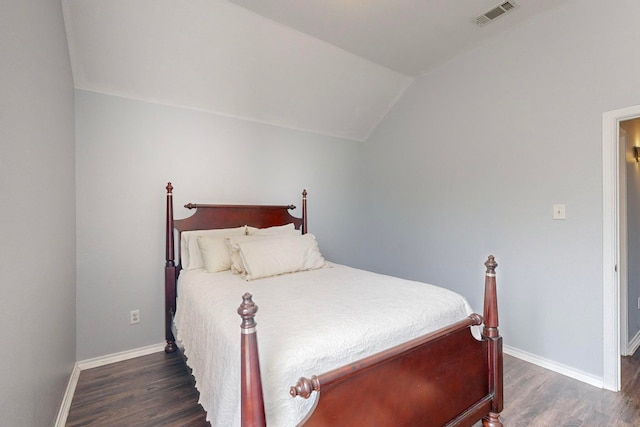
291,315,489,427
239,256,503,427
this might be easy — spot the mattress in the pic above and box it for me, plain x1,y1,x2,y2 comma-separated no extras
174,263,474,427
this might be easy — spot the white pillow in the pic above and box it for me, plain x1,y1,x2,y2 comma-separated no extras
226,235,274,275
236,233,326,280
246,223,300,236
181,226,246,270
197,235,233,273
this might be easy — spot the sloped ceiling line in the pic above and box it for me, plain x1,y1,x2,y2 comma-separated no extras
62,0,412,142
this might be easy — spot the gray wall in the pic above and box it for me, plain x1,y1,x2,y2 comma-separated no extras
75,90,364,359
0,1,76,426
361,0,640,379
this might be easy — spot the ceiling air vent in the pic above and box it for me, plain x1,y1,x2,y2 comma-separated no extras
474,2,518,26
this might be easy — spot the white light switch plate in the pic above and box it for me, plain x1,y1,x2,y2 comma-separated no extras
553,204,566,220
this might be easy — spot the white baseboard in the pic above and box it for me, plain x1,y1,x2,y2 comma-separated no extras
77,342,166,370
55,343,167,427
504,345,604,389
627,329,640,356
54,363,81,427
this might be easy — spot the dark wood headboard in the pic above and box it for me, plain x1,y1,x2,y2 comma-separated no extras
163,182,307,352
174,199,306,232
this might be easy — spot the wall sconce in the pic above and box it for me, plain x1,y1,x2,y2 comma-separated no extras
634,147,640,163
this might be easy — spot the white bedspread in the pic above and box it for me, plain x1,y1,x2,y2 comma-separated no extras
174,263,474,427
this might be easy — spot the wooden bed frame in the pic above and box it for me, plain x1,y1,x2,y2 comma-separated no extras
164,182,503,427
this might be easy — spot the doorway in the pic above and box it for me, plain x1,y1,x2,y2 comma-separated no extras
621,118,640,355
602,105,640,392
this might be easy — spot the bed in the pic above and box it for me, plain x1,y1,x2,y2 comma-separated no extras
163,183,503,427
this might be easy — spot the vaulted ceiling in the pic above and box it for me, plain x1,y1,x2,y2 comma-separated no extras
62,0,571,141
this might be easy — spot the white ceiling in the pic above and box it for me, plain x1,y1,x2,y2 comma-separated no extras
227,0,571,76
62,0,571,141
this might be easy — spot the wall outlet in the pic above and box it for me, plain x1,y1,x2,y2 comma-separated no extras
552,204,566,220
130,309,140,324
638,298,640,310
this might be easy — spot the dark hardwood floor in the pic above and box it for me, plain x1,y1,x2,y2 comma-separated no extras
498,351,640,427
66,350,640,426
66,351,209,427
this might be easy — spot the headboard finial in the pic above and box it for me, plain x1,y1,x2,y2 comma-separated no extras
302,190,308,234
166,182,173,194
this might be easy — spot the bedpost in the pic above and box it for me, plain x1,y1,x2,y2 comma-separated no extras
164,182,178,353
238,293,266,427
302,189,308,234
482,255,503,427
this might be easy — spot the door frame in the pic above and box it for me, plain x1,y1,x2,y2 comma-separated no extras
602,104,640,391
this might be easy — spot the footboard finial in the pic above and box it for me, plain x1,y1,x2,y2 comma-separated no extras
290,375,321,399
238,293,259,332
485,254,497,274
482,255,503,427
483,255,499,334
238,293,266,427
